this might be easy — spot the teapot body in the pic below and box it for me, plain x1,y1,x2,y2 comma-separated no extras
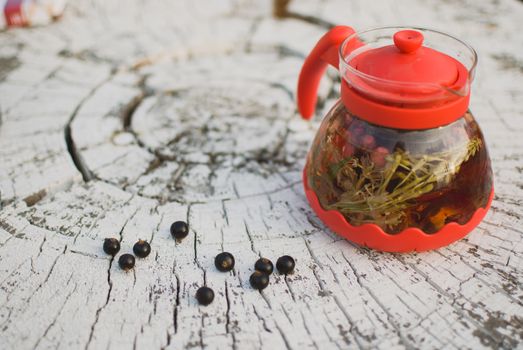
304,100,493,252
297,26,493,251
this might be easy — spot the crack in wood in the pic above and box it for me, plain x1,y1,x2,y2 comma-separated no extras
272,0,335,28
64,78,114,182
396,255,520,348
32,274,78,349
85,208,138,350
344,256,416,349
173,271,180,335
224,280,237,350
0,56,21,82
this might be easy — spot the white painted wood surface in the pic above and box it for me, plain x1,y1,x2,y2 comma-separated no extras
0,0,522,349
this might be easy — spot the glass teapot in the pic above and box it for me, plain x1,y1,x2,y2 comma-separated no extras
297,26,493,252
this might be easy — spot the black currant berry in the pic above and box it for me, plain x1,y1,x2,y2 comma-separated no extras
133,239,151,258
118,254,135,271
103,238,120,256
276,255,295,275
195,286,214,306
214,252,235,272
249,271,269,290
254,258,273,275
170,221,189,240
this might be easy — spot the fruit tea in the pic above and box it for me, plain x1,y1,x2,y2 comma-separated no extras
306,103,493,234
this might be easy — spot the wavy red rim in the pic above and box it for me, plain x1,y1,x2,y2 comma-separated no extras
303,169,494,252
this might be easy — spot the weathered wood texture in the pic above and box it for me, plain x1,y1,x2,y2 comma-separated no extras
0,0,522,349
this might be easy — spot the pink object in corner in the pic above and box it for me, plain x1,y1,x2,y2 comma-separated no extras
2,0,66,29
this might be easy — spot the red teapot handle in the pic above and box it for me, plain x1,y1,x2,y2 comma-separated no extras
297,26,355,120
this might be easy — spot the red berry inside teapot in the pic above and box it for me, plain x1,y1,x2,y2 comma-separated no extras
297,26,493,252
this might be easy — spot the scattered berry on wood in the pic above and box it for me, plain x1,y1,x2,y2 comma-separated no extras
133,239,151,258
118,254,135,271
103,238,120,256
214,252,235,272
254,258,273,275
170,221,189,240
276,255,295,274
249,271,270,290
195,286,215,305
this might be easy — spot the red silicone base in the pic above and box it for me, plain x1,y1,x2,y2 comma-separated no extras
303,170,494,252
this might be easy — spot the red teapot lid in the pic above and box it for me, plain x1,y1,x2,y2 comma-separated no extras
297,26,476,129
343,29,469,109
352,30,458,87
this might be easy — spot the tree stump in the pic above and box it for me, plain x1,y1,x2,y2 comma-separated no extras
0,0,522,349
